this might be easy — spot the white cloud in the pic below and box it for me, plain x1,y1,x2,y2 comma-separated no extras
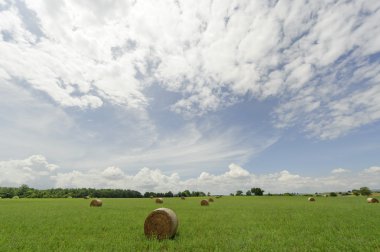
363,166,380,174
101,166,125,180
4,155,378,194
105,124,277,176
51,163,380,194
226,163,250,178
331,168,350,174
1,1,379,139
0,155,58,187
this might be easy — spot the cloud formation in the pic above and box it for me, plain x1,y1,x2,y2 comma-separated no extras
2,155,379,194
1,1,380,139
0,155,57,187
363,166,380,174
331,168,350,174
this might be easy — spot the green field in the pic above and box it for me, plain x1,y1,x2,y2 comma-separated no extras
0,196,379,251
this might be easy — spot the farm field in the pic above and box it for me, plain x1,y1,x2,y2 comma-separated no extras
0,196,379,251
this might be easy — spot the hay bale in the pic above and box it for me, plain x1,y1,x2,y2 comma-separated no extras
84,195,90,199
308,197,316,202
180,196,185,200
90,199,102,207
208,198,214,202
367,198,379,203
155,198,163,204
144,208,178,240
200,199,209,206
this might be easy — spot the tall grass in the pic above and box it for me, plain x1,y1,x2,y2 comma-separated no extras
0,196,379,251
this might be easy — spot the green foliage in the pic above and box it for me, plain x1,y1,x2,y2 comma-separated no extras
352,189,360,196
235,190,243,196
246,190,252,196
0,186,142,198
0,197,379,251
283,193,295,196
359,187,372,196
251,187,265,196
329,192,338,197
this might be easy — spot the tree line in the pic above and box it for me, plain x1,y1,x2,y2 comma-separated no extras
1,185,375,199
0,185,208,199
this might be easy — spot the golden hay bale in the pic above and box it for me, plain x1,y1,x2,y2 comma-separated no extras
155,198,163,204
201,199,209,206
144,208,178,240
367,198,379,203
308,197,316,202
90,199,102,207
208,198,214,202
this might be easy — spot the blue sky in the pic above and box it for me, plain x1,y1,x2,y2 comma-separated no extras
1,0,380,194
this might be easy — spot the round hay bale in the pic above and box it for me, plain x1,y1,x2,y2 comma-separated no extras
84,195,90,199
367,198,379,203
180,196,185,200
90,199,102,207
200,199,209,206
155,198,163,204
144,208,178,240
308,197,316,202
208,198,214,202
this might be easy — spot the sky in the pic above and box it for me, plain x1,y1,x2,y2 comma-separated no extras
0,0,380,194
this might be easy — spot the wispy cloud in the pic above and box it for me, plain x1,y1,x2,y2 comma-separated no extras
1,1,379,140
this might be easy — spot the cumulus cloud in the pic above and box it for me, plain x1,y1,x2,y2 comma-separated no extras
363,166,380,174
2,155,379,193
0,155,58,187
1,1,379,139
52,163,380,194
101,166,125,180
331,168,350,174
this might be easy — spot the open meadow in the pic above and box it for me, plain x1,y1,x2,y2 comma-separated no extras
0,196,379,251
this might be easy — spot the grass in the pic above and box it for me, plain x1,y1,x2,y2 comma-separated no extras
0,196,379,251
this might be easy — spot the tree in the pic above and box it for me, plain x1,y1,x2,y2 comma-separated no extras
246,190,252,196
359,187,372,196
236,190,243,196
352,189,360,196
251,187,264,196
182,190,191,197
164,191,173,197
17,184,33,198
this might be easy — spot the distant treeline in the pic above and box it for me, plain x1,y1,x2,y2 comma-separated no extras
0,185,207,199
